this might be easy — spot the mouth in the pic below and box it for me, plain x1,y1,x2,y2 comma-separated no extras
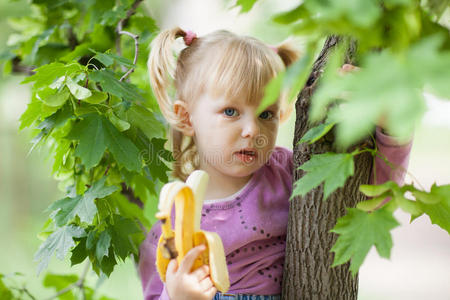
235,148,257,162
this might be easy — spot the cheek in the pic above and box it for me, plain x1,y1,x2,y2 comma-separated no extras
260,122,279,140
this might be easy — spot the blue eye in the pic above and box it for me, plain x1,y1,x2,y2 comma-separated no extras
259,111,274,120
223,108,238,117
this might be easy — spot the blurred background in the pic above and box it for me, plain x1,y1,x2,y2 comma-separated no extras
1,0,449,299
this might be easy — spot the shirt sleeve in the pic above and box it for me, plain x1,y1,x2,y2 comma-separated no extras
138,225,171,300
371,126,413,185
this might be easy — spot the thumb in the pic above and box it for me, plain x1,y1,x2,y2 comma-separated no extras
167,259,178,276
178,244,206,274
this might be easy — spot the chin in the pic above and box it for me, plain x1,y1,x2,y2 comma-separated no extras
222,166,257,178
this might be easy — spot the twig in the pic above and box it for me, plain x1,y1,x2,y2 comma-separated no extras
118,30,139,82
104,164,110,176
44,261,90,300
10,286,37,300
375,151,426,190
115,0,143,76
67,25,78,50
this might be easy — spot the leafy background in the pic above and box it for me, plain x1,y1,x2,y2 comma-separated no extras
0,0,449,299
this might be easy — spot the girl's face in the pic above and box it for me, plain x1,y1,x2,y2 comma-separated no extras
188,92,280,180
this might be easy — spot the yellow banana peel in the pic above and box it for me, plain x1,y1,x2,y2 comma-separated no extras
155,170,230,293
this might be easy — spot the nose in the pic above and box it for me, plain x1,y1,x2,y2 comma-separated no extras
241,116,260,138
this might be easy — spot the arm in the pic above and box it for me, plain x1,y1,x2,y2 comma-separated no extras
371,127,413,185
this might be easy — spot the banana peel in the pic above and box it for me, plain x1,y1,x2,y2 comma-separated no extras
155,170,230,293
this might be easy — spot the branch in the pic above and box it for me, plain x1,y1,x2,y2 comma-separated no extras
12,57,35,75
118,30,139,82
115,0,143,77
67,25,78,50
44,261,90,300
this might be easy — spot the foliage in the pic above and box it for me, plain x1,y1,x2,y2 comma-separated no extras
0,0,170,295
1,0,449,295
0,272,115,299
237,0,450,276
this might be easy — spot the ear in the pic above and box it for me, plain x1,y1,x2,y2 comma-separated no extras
173,100,194,136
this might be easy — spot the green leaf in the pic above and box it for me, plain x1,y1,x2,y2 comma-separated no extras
48,177,119,226
416,184,450,234
256,72,284,115
331,207,400,276
299,122,335,144
102,117,142,171
37,87,71,107
43,273,78,300
89,69,145,101
34,225,86,275
19,97,42,130
291,152,354,200
66,114,106,170
70,238,88,266
425,0,450,19
96,230,111,263
107,110,130,132
93,52,114,67
395,195,422,218
126,104,165,140
146,138,172,183
235,0,258,13
273,4,309,24
0,276,14,300
304,0,382,28
65,76,92,99
83,90,108,104
359,181,398,197
108,215,141,260
91,49,135,68
67,112,140,171
356,195,388,212
112,192,151,229
22,62,83,89
99,247,117,277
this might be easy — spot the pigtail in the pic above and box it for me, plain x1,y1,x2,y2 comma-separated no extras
274,39,301,68
273,40,301,123
148,27,199,181
147,27,185,125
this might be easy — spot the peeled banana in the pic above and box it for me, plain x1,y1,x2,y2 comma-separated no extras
155,170,230,293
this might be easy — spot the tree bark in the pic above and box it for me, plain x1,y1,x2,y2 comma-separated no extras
281,36,373,299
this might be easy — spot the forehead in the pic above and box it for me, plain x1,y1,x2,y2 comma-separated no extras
201,92,280,110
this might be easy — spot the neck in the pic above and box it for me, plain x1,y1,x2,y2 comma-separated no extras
200,165,253,200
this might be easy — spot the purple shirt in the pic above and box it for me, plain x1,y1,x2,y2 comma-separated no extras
138,128,412,300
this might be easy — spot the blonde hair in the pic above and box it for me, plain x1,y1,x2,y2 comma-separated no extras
148,27,300,181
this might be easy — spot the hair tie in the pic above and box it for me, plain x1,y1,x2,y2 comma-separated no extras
183,30,197,46
269,45,278,54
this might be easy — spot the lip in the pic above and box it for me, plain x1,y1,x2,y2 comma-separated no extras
234,148,258,158
234,148,258,163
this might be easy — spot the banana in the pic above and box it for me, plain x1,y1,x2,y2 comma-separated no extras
155,170,230,293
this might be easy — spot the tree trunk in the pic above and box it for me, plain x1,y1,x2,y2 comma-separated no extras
281,36,373,299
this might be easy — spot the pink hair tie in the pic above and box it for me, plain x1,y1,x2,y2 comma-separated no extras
183,30,197,46
269,45,278,53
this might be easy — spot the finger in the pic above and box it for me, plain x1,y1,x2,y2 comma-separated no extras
205,285,217,300
199,276,214,291
178,245,206,274
191,265,209,281
166,259,178,275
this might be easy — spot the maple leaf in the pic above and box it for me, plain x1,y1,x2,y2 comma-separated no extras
291,152,354,200
330,207,400,276
48,177,119,226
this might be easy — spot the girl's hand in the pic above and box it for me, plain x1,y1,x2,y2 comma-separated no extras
166,245,217,300
338,63,360,75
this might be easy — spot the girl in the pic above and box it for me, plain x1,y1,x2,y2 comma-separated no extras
138,28,412,300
